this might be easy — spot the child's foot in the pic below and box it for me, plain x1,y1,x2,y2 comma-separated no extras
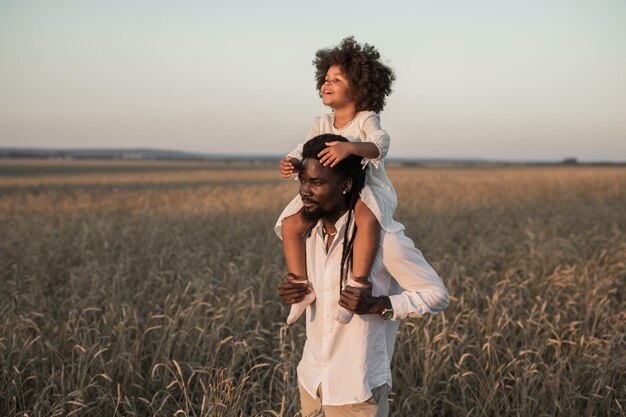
334,306,354,324
335,276,370,324
287,277,316,325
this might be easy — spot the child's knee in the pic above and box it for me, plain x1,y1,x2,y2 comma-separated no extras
355,200,380,230
281,213,309,237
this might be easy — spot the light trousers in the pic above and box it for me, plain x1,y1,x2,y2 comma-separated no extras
299,382,390,417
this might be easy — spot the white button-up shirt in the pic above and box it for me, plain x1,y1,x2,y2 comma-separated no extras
297,211,449,406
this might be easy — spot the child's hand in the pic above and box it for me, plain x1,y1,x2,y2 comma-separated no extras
279,156,302,178
318,141,353,167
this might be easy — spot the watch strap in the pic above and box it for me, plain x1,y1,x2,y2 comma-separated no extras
380,296,393,320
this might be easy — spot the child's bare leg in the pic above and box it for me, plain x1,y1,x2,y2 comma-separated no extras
282,212,308,281
352,199,381,279
335,199,381,324
282,212,316,324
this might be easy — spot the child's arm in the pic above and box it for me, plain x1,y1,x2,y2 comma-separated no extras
361,113,390,162
318,113,390,167
318,142,379,167
279,117,321,178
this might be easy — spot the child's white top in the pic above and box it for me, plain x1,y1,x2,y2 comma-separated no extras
275,111,405,237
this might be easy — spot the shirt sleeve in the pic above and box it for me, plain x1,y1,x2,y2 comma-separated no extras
381,232,449,320
286,116,321,160
361,112,390,162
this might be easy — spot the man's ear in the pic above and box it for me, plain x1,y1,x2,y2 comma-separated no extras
342,178,353,195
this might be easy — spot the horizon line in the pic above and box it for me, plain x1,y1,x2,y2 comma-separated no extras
0,145,624,165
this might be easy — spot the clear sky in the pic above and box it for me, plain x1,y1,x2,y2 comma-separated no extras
1,0,625,161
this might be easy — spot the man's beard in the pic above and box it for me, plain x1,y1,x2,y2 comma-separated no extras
301,205,332,223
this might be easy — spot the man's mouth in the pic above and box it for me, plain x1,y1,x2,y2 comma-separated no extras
302,198,317,207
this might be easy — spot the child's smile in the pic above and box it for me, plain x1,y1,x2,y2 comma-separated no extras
321,65,352,109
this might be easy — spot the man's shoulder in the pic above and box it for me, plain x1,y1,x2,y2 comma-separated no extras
380,231,422,257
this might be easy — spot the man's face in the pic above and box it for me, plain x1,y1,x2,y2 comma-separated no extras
298,157,350,222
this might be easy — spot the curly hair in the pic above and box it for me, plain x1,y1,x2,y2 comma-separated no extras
313,36,395,113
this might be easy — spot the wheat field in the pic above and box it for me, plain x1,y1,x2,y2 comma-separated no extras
0,160,624,417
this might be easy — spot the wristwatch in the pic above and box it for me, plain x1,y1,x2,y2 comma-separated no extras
379,296,393,320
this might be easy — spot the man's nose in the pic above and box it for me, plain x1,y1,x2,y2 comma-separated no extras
300,182,311,196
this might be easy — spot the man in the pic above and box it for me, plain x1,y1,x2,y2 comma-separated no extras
277,134,449,417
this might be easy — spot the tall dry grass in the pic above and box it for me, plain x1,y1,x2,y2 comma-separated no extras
0,161,624,416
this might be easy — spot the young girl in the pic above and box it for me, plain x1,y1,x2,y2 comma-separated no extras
276,37,404,325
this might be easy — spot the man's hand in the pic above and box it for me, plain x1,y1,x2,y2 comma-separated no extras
279,156,302,178
277,273,311,305
318,142,353,167
338,277,385,315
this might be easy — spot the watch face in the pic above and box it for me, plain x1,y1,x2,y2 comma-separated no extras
381,310,393,320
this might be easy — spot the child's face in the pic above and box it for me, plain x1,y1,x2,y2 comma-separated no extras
321,65,353,109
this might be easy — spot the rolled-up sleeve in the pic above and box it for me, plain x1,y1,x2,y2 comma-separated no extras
380,232,449,320
361,113,390,162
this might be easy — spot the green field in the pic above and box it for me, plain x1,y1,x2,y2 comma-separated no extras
1,160,624,416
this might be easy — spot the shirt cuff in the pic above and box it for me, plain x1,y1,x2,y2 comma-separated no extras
388,290,449,321
388,294,423,320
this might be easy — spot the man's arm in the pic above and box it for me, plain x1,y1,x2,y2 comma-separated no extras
381,232,449,320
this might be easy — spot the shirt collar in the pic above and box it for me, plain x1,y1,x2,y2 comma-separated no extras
312,210,353,240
